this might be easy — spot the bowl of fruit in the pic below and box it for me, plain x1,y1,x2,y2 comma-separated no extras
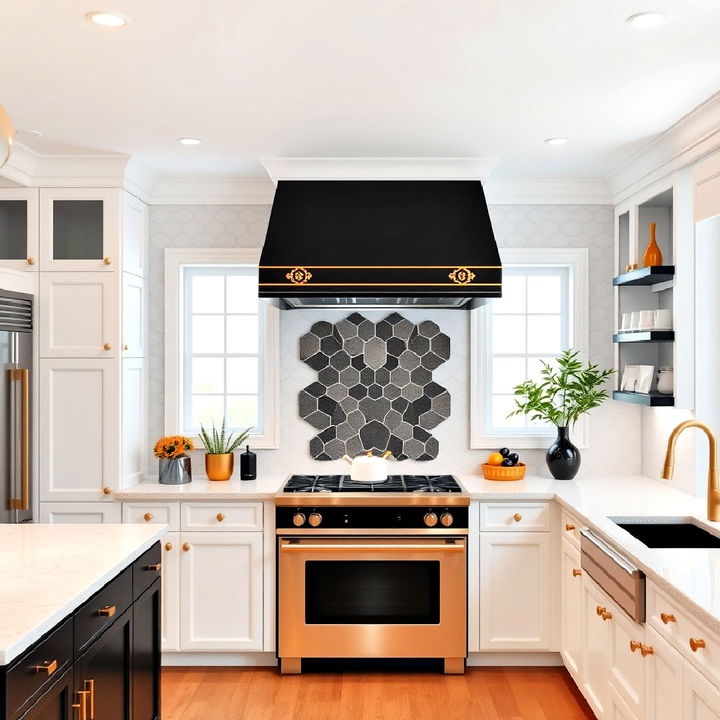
482,448,526,481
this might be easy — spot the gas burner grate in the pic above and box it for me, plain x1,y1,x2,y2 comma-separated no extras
282,474,462,493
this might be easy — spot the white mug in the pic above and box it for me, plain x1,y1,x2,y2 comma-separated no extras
654,308,673,330
630,311,641,331
639,310,655,331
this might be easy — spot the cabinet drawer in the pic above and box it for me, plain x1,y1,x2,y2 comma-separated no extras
74,566,132,655
560,508,582,547
122,502,179,531
6,617,73,718
133,543,162,600
648,582,720,687
479,502,550,531
181,502,263,531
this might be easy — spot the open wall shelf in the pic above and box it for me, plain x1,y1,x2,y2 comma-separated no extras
613,266,675,286
613,331,675,343
612,391,675,407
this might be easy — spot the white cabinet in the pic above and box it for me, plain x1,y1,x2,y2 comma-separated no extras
179,532,263,651
0,187,39,271
646,626,684,720
685,660,720,719
607,597,645,719
39,272,118,358
121,192,147,277
121,358,146,487
581,577,609,718
38,358,119,500
122,273,145,357
161,532,181,652
479,531,551,650
38,502,121,523
560,538,583,681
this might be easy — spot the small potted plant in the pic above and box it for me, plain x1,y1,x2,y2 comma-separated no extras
509,349,614,480
199,419,253,481
154,435,194,485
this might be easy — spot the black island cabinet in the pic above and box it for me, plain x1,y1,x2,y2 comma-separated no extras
1,542,161,720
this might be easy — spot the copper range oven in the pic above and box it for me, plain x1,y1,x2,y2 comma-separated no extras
275,474,469,674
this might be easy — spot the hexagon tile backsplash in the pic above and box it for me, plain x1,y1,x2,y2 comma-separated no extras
298,312,451,461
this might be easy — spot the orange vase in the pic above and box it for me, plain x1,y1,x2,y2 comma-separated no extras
643,222,663,267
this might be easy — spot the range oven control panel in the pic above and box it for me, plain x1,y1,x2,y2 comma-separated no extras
276,506,469,530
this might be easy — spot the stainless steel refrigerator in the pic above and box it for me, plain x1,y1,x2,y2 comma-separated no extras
0,289,32,523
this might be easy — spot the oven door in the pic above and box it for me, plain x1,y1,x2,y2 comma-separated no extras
278,536,466,659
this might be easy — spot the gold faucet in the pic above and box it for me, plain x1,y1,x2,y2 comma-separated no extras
662,421,719,521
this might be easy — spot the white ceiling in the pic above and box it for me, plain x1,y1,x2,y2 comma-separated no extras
2,0,720,180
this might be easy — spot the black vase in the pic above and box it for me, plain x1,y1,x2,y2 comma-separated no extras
546,426,581,480
240,445,257,480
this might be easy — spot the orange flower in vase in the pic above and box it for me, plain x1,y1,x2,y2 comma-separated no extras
154,435,194,485
643,222,663,267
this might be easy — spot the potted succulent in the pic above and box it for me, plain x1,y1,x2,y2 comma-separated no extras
508,349,614,480
154,435,194,485
199,419,253,481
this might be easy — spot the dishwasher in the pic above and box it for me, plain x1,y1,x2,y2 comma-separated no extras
580,528,646,622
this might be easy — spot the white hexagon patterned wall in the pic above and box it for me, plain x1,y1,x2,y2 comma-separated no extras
298,312,451,460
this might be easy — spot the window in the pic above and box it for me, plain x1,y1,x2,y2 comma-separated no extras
165,249,279,448
470,248,589,449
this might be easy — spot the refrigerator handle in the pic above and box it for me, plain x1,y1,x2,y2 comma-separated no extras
9,368,29,511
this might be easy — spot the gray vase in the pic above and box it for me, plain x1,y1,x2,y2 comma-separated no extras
159,456,192,485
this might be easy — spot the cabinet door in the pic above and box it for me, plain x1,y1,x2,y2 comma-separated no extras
121,358,146,488
39,359,119,501
685,661,720,719
479,531,551,650
161,532,181,652
606,598,645,718
133,580,161,720
122,273,145,357
38,502,121,523
14,670,72,720
645,626,684,720
39,188,119,271
581,577,609,719
560,538,583,681
180,532,263,651
122,192,147,278
39,272,118,358
0,187,38,271
75,609,132,720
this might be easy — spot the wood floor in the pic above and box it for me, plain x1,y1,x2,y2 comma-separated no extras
162,666,596,720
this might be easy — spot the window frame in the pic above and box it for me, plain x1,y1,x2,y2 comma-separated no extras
470,248,589,450
164,247,279,449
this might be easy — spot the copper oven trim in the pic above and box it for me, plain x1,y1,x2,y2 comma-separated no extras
276,527,468,536
275,493,469,507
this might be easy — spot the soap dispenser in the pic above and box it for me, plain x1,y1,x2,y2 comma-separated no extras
240,445,257,480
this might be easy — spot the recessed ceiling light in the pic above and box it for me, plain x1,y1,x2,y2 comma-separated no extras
177,137,202,145
544,137,568,146
85,11,128,28
626,11,665,28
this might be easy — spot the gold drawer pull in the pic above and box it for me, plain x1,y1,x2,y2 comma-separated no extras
103,343,112,351
145,563,162,572
596,605,606,616
123,344,129,350
103,257,112,265
690,638,706,652
97,605,116,617
34,659,58,675
26,257,35,265
73,690,90,720
661,612,676,624
165,542,173,551
641,644,654,657
84,679,95,720
102,487,112,495
513,513,522,522
143,513,153,522
601,610,613,621
216,512,225,522
565,523,576,531
572,568,582,577
183,542,191,551
629,640,641,653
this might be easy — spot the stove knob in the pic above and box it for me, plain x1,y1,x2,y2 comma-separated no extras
424,512,438,527
292,513,306,527
441,512,454,527
308,512,323,527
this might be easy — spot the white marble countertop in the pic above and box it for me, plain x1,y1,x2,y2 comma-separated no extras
0,523,167,665
114,476,287,501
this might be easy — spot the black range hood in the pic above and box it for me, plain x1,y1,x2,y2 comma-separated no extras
259,180,502,309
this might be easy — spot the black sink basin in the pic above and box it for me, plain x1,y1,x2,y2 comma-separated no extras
612,518,720,549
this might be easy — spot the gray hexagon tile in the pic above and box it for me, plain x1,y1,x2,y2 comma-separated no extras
298,312,451,460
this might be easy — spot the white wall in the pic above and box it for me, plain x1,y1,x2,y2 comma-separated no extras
148,203,642,479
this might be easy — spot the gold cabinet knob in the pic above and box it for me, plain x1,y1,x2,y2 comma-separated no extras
690,637,706,652
103,257,112,265
629,640,642,653
97,605,116,617
103,343,112,351
102,486,112,495
661,612,676,624
513,513,522,522
183,542,191,552
165,542,173,551
308,512,323,527
572,568,582,577
565,523,576,531
641,644,654,657
26,257,35,265
143,512,153,521
33,659,58,674
601,610,613,621
123,344,129,350
596,605,606,616
216,512,225,522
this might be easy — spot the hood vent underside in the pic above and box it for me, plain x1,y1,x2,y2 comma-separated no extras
259,180,502,309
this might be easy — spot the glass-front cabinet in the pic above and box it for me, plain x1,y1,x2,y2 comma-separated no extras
39,188,119,270
0,187,39,270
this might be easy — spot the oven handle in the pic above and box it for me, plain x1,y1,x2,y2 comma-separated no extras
280,542,465,552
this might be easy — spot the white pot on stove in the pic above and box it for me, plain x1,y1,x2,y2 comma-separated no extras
342,450,393,482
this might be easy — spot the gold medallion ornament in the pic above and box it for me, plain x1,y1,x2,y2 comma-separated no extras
286,267,313,285
448,267,476,285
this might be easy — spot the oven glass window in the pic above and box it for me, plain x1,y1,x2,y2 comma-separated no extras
305,561,440,624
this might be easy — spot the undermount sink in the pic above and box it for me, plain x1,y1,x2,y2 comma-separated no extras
609,517,720,549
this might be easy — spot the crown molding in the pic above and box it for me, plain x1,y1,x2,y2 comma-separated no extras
261,156,500,183
150,176,276,205
484,178,611,205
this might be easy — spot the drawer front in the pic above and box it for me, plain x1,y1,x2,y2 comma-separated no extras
648,583,720,687
74,566,133,655
133,542,162,600
181,502,263,531
6,617,73,718
561,508,581,547
122,502,180,531
479,502,550,531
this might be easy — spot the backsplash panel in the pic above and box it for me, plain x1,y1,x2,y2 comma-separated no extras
299,312,451,460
